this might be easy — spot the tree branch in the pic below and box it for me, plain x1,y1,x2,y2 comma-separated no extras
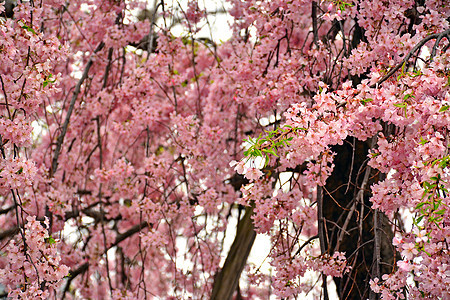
0,205,15,215
312,1,319,48
0,226,19,240
317,186,329,300
372,28,450,88
51,41,105,176
62,222,149,299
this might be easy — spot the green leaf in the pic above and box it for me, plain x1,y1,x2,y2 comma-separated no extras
263,148,278,157
394,102,407,108
434,209,446,215
275,141,284,147
415,202,426,209
439,105,450,112
21,24,36,34
360,98,373,105
433,202,440,210
408,70,422,78
403,93,415,100
43,74,56,88
419,137,428,145
45,237,56,244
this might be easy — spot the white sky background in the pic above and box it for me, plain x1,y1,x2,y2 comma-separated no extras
169,0,234,42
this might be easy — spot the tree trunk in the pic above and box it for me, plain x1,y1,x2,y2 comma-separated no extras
322,138,397,299
211,204,256,300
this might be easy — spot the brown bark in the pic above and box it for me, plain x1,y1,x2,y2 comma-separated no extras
211,204,256,300
322,138,397,299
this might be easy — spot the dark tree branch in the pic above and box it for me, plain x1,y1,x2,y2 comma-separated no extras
317,186,330,300
312,1,319,48
110,222,149,249
372,28,450,88
62,222,149,299
0,226,19,240
0,205,15,215
431,29,450,58
51,41,105,176
369,209,381,300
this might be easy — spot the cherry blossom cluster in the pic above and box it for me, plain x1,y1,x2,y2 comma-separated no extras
1,1,69,298
0,216,69,299
0,0,449,298
268,250,349,298
235,0,449,297
370,226,450,299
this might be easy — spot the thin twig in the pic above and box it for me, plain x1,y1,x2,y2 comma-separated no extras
369,209,381,300
317,186,329,300
294,235,319,257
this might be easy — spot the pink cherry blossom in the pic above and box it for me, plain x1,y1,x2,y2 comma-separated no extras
230,159,246,174
0,0,449,299
244,167,264,181
402,243,419,260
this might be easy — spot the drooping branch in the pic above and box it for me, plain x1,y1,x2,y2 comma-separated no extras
50,41,105,176
317,186,329,300
430,29,450,58
294,234,319,257
62,222,149,299
369,209,381,300
110,222,150,249
372,28,450,88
